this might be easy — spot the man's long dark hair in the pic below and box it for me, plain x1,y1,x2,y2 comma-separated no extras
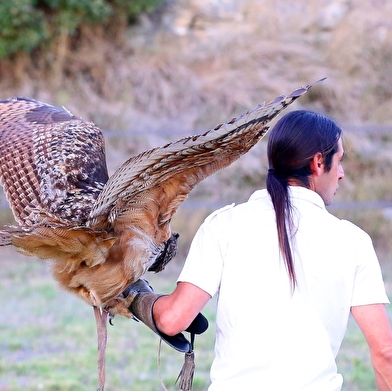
266,110,342,288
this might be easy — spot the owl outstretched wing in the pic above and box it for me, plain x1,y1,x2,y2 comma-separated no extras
88,82,318,243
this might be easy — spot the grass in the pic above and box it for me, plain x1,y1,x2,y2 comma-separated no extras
0,249,216,391
0,241,390,391
337,320,378,391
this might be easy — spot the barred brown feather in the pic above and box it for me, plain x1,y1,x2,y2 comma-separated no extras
0,98,108,227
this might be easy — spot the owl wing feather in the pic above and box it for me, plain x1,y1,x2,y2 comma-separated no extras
88,82,318,237
0,81,320,308
0,98,109,227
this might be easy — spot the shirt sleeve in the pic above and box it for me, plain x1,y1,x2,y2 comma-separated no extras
349,224,390,306
177,205,233,297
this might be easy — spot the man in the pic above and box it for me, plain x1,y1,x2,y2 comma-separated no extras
129,110,392,390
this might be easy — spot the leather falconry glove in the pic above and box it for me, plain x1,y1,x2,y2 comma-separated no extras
123,279,209,391
123,279,208,351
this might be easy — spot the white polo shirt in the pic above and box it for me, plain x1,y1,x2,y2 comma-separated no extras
178,186,389,391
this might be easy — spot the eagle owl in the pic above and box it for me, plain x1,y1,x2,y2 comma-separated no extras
0,81,317,389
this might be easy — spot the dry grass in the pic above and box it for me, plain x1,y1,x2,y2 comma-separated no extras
1,1,392,130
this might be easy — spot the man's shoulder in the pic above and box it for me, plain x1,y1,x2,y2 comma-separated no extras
338,218,370,237
204,203,236,223
322,215,372,244
206,190,273,221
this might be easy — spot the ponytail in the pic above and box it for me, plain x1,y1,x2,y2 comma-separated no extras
266,170,296,288
266,110,341,288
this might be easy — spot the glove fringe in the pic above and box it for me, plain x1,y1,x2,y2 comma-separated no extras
176,351,195,391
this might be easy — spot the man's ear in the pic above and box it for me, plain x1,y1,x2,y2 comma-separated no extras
310,152,324,175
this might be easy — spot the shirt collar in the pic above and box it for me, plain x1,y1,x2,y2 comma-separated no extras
288,186,326,210
249,186,326,210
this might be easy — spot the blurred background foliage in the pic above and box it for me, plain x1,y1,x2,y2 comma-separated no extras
0,0,163,57
1,0,392,128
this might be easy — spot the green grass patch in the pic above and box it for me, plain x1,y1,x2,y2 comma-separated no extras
0,253,215,390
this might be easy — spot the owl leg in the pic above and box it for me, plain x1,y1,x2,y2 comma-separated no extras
93,306,108,391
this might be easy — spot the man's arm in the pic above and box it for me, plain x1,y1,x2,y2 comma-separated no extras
153,281,211,336
351,304,392,391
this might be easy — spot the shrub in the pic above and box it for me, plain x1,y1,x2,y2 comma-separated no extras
0,0,164,58
0,0,47,57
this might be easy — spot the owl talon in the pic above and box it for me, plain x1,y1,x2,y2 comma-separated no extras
104,296,133,319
